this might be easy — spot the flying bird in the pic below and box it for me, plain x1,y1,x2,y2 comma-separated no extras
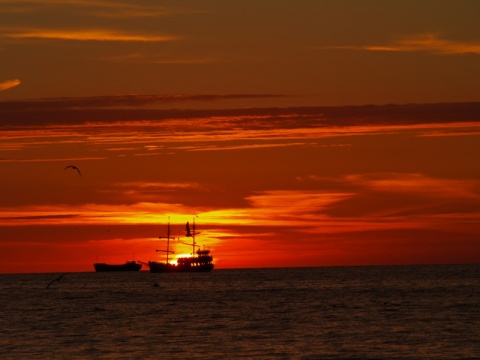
46,273,69,289
65,165,82,177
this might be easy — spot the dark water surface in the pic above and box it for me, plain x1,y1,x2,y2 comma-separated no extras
1,265,478,359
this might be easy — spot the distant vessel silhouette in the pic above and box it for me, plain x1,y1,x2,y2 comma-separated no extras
148,218,214,273
94,261,142,272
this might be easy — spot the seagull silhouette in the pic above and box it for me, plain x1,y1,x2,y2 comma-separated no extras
65,165,82,177
46,273,69,289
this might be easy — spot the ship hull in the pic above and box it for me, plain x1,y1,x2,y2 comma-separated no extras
148,261,214,273
94,261,142,272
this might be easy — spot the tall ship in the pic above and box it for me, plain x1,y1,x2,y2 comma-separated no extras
93,261,142,272
148,218,214,273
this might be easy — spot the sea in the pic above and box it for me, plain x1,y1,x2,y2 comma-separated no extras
0,265,478,359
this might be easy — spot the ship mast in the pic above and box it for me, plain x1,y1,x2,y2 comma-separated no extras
192,216,197,256
157,217,175,264
185,215,199,255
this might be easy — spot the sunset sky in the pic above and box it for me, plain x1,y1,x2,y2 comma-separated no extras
1,0,480,273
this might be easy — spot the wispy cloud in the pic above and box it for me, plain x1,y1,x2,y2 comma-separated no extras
4,29,179,42
330,33,480,55
246,190,354,220
0,202,197,226
0,79,20,91
2,101,480,161
177,142,311,152
321,173,480,220
347,173,480,200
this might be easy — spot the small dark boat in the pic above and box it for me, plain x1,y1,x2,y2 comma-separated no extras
93,261,142,272
148,218,214,273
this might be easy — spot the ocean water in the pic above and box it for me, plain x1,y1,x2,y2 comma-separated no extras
0,265,478,359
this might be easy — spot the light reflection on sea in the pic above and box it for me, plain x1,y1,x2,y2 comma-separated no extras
0,265,478,359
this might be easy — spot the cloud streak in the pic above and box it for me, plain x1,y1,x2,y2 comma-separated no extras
331,33,480,55
1,99,480,133
322,173,480,219
0,79,20,91
348,173,480,199
4,29,179,42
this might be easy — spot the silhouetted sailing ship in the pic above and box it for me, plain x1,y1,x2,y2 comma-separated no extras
148,218,214,273
93,261,142,272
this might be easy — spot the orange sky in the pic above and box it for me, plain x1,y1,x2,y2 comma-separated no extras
1,1,480,273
